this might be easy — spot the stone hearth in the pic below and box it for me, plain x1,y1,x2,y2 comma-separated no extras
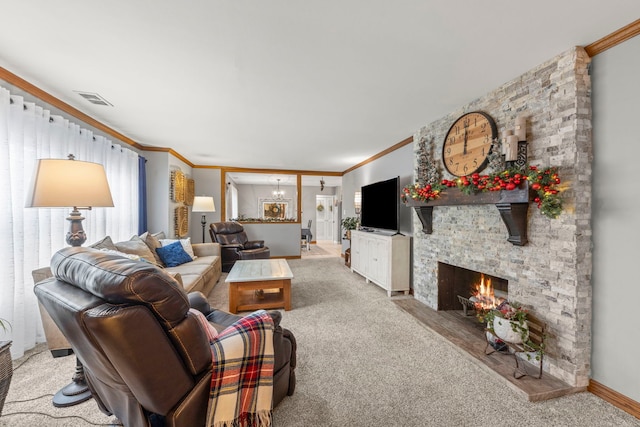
410,47,592,387
394,298,585,401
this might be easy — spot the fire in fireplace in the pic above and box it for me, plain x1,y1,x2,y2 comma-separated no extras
437,262,508,312
469,274,508,311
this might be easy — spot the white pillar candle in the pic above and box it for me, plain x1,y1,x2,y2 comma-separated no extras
506,135,519,161
515,115,526,141
501,130,513,155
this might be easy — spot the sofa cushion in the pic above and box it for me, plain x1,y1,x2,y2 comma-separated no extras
156,241,193,267
90,235,117,251
167,271,183,287
139,232,165,266
166,255,220,294
160,237,196,260
152,231,166,240
192,243,221,258
98,248,142,261
115,236,159,265
185,255,217,266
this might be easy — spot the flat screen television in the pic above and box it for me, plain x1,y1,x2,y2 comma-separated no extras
360,176,399,232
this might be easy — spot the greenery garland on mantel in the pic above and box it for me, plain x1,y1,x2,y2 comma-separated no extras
401,165,563,219
230,217,297,223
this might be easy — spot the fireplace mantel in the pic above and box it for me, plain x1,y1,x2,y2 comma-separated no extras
404,182,529,246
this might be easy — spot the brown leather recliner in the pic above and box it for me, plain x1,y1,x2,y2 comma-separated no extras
34,247,296,427
209,221,271,272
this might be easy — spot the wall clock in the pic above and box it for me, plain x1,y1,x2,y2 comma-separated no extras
442,111,497,177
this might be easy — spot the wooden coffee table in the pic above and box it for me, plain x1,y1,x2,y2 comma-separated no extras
225,259,293,314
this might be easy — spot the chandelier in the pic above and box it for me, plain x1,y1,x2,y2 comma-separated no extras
273,178,285,200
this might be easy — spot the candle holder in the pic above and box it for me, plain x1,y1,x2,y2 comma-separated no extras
505,135,519,162
505,115,528,171
513,141,528,171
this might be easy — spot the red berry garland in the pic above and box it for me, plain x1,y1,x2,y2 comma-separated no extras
402,166,563,219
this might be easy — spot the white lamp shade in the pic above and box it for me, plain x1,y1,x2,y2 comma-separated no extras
192,196,216,212
26,158,114,208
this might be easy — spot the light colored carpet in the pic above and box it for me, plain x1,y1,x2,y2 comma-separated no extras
1,347,119,426
300,242,338,258
2,258,639,426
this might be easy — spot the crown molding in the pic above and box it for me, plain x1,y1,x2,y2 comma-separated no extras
584,18,640,57
0,67,144,150
142,146,194,167
342,136,413,175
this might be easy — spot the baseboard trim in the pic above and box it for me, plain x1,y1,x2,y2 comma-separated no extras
589,379,640,419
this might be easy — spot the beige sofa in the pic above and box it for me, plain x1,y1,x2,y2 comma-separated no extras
162,241,222,295
34,232,222,357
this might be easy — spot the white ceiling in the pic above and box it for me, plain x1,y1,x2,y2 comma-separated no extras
0,2,638,173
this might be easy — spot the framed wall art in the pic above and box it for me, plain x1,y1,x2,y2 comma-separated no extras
261,200,288,220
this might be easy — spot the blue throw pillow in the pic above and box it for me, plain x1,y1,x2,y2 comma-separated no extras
156,240,192,267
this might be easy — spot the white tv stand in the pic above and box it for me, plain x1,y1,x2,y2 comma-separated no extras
350,230,410,296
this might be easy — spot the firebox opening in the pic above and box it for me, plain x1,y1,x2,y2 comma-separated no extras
437,262,508,312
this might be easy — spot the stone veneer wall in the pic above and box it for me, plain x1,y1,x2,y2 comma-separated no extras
411,47,592,387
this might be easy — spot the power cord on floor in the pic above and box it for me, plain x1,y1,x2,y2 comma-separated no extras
5,350,121,425
0,411,120,426
5,393,53,404
11,348,48,371
4,395,121,426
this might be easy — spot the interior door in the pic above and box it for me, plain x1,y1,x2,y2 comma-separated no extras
315,195,335,241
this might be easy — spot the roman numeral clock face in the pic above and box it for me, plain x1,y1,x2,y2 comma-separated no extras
442,112,497,177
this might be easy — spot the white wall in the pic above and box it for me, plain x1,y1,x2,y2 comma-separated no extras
242,223,301,257
144,151,170,234
591,35,640,402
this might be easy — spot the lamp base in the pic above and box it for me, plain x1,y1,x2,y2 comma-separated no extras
65,209,87,247
52,358,92,407
52,381,92,408
200,214,207,243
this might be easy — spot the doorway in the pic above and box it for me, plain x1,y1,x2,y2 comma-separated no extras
315,195,336,242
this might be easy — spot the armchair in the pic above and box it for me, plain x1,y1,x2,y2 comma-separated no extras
34,247,296,427
209,221,270,272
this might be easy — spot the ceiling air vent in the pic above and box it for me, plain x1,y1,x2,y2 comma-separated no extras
74,91,113,107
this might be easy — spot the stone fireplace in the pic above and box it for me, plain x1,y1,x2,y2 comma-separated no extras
410,47,592,388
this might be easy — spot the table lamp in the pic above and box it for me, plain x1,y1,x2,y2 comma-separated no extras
27,154,114,246
26,154,114,407
192,196,216,243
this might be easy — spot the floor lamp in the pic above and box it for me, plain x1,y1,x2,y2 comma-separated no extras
192,196,216,243
26,154,114,407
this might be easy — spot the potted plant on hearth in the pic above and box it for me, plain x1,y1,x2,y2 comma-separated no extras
480,301,545,365
341,217,359,240
0,318,13,417
482,301,529,344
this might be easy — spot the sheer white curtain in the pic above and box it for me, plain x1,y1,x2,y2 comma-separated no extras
0,86,139,358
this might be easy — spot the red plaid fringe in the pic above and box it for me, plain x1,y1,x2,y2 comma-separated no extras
206,310,274,427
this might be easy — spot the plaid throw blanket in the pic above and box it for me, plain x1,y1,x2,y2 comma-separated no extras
205,310,275,427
